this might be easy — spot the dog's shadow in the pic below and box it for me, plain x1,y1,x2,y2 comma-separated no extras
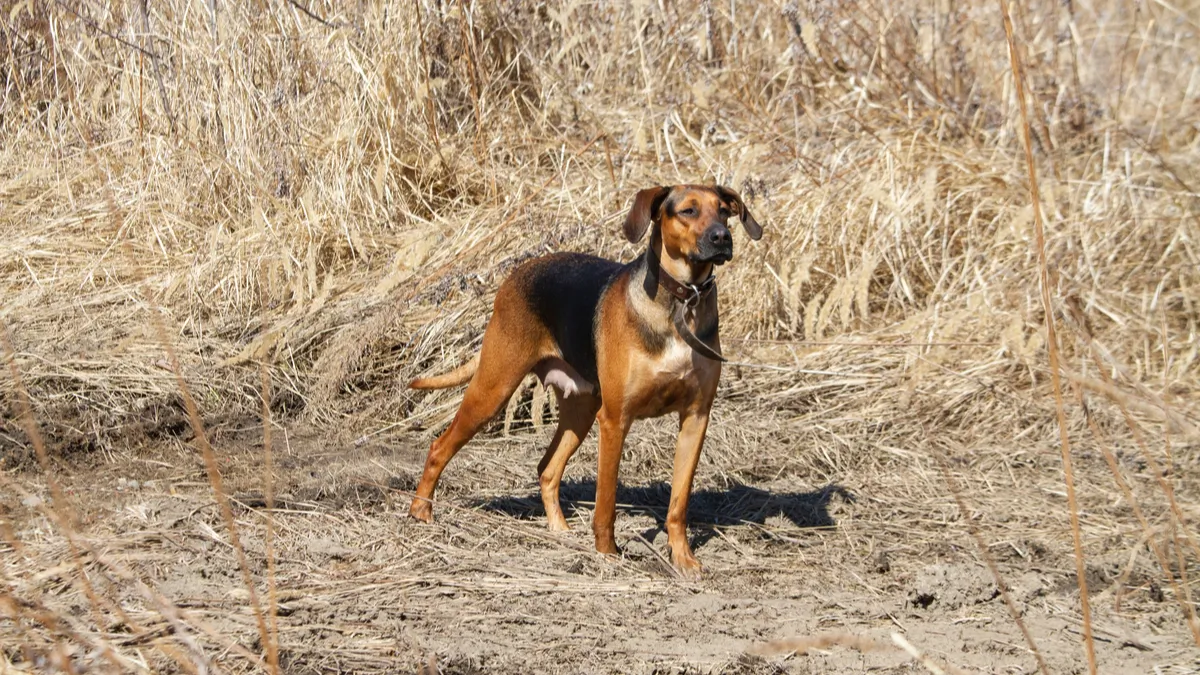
474,480,854,550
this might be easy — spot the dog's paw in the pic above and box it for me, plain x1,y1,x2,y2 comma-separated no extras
672,551,704,580
408,500,434,523
594,536,620,556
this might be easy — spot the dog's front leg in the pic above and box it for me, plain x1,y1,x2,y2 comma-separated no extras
667,409,710,577
593,406,631,556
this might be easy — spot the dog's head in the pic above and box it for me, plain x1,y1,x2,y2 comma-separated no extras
622,185,762,265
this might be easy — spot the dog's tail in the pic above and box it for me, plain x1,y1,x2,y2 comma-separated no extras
408,354,480,390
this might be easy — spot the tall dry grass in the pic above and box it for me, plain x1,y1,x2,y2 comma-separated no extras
0,0,1194,440
2,0,1199,671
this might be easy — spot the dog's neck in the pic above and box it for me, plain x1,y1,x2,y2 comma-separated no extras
643,230,713,295
632,230,724,360
637,231,716,314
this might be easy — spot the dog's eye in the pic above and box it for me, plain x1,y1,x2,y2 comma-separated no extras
679,207,697,216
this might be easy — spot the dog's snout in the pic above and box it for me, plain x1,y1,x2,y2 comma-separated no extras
697,224,734,264
707,226,732,247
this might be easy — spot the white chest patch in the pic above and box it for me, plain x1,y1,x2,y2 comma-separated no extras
655,337,698,377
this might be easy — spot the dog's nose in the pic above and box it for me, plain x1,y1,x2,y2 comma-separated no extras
708,227,732,247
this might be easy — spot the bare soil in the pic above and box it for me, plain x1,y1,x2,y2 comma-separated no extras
6,405,1197,674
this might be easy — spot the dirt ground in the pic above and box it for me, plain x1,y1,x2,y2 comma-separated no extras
6,398,1198,674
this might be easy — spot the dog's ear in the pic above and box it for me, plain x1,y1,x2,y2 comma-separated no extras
623,186,671,243
715,186,763,240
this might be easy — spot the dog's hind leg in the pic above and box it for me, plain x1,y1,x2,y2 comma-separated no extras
409,315,541,523
536,392,600,531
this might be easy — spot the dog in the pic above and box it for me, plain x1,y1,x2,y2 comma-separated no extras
407,184,762,576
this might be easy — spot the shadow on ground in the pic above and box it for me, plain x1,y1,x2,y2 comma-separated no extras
476,480,854,549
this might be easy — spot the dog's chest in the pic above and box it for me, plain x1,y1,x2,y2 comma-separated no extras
654,337,699,378
628,337,714,418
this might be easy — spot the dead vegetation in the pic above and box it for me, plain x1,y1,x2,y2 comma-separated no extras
2,0,1199,672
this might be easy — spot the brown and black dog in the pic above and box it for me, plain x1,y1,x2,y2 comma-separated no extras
407,184,762,576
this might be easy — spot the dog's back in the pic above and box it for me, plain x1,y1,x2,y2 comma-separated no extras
506,252,625,385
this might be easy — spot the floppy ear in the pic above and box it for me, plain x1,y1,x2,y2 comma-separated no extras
716,186,763,240
623,186,671,243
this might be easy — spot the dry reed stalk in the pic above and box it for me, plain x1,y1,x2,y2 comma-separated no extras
750,631,969,675
0,540,110,670
287,0,341,28
40,82,280,664
1083,345,1200,640
143,298,277,673
1066,291,1200,605
1,338,210,672
932,448,1051,675
260,358,282,672
997,1,1096,672
109,220,277,670
136,0,176,134
204,0,226,154
891,632,970,675
1104,378,1200,565
1,325,124,671
1072,376,1200,643
0,473,206,674
1062,369,1196,436
412,0,444,165
455,2,486,164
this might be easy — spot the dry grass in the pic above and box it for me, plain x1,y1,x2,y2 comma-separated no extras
2,0,1200,672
